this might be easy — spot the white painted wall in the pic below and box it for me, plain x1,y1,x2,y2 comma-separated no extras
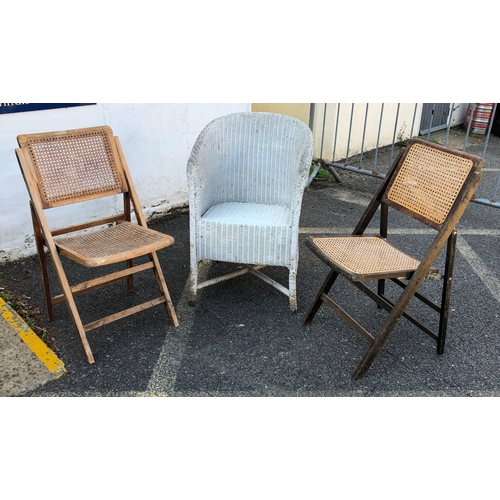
0,103,250,262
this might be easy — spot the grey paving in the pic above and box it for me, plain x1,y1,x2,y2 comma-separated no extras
0,298,65,397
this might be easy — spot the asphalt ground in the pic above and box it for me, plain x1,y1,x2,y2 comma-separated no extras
1,134,499,397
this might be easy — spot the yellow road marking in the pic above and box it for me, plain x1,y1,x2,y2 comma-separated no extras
0,297,65,376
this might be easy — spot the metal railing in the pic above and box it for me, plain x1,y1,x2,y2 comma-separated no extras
307,103,500,209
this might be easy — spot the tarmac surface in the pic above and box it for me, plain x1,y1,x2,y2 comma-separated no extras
1,132,499,397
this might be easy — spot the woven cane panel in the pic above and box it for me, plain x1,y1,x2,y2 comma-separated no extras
312,236,420,276
55,221,169,263
26,130,123,206
387,143,473,225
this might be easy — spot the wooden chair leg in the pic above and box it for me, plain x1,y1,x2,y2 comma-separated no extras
302,268,340,325
124,192,134,293
30,203,54,321
377,203,388,310
353,273,428,379
377,279,385,309
150,252,179,327
71,314,96,364
437,230,457,355
38,248,55,321
49,250,95,364
126,258,134,292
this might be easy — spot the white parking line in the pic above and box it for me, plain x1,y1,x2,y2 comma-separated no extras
457,238,500,302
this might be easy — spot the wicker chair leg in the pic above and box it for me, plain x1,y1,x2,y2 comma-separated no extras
188,266,198,306
289,269,297,313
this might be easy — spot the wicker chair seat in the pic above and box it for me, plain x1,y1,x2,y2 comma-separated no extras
198,202,292,265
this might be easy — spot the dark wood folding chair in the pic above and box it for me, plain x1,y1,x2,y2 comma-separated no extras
16,126,179,364
302,138,484,379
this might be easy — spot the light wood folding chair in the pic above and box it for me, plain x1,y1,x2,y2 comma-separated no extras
302,138,484,379
16,126,179,364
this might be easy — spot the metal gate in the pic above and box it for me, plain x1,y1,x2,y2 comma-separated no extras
308,103,500,209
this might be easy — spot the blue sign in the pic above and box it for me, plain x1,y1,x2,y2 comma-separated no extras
0,103,95,114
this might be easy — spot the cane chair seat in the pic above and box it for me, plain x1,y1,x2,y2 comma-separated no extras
55,221,175,267
309,236,422,280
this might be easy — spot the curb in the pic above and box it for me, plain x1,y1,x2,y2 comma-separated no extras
0,296,65,396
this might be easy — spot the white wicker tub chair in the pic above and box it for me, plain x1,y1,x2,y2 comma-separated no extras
187,112,314,311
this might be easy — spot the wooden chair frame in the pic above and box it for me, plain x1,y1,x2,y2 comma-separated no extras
302,138,484,379
16,126,179,364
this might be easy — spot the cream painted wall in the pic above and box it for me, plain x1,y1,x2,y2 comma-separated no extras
252,103,422,158
252,103,422,159
252,103,468,160
252,104,310,125
311,103,423,160
0,103,250,262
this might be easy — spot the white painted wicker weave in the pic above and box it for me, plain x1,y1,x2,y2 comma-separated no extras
187,112,314,311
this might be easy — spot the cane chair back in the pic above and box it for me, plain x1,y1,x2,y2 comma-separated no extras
21,127,126,208
383,140,476,228
302,138,484,379
16,126,179,364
